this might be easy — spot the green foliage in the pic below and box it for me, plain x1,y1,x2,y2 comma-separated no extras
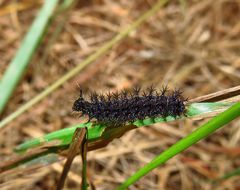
15,102,233,152
0,0,59,114
117,102,240,189
13,102,240,189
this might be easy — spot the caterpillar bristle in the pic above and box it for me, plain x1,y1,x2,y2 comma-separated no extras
120,90,128,99
73,86,186,127
133,86,141,96
161,85,168,95
112,91,119,100
147,85,155,96
99,94,105,102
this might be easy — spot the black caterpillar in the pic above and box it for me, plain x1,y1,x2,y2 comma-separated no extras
72,86,186,126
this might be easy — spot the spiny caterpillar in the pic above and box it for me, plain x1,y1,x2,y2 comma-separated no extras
72,86,187,126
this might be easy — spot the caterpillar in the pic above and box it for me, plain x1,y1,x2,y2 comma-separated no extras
72,86,187,126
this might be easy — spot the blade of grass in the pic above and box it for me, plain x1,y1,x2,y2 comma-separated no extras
215,167,240,181
188,85,240,103
117,102,240,190
0,0,169,130
15,102,233,153
0,102,236,173
0,146,62,172
0,0,60,114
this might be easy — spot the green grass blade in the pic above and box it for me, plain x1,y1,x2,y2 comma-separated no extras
215,167,240,181
0,0,59,114
14,122,105,153
116,102,240,190
15,102,233,153
0,0,169,130
20,153,59,169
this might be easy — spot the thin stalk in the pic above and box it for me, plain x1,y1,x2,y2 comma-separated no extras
56,128,87,190
81,138,88,190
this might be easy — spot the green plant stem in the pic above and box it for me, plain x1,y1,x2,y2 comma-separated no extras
117,102,240,190
15,102,233,153
0,0,59,114
0,0,168,130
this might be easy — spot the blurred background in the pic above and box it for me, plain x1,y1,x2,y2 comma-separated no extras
0,0,240,189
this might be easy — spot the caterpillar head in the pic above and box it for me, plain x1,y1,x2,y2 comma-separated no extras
72,89,86,112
